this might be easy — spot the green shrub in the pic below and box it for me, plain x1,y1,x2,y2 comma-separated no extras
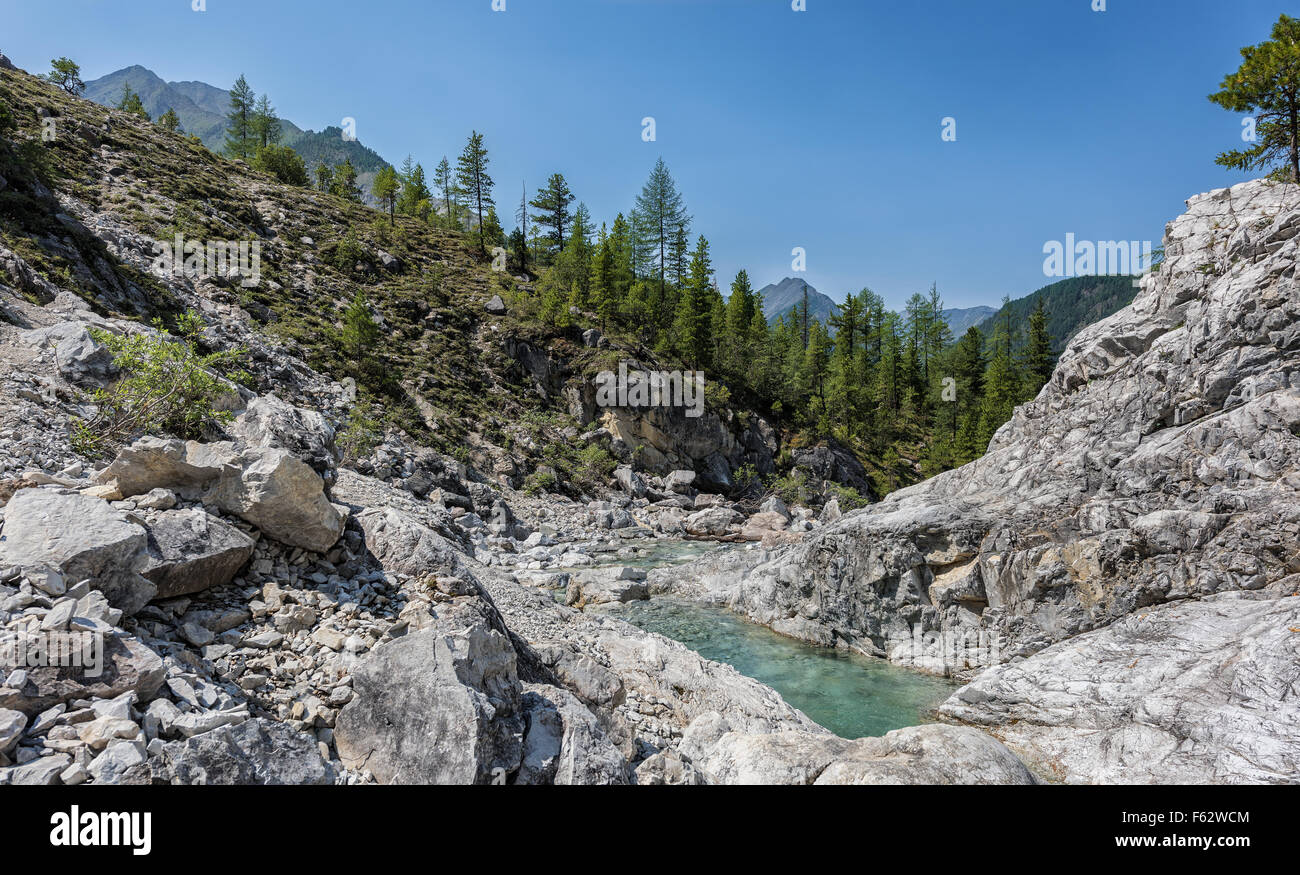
523,469,557,496
572,443,616,492
337,411,382,464
253,145,308,186
71,312,238,458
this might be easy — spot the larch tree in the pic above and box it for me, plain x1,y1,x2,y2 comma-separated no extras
224,75,257,161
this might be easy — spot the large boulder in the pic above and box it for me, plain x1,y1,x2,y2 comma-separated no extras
683,506,741,537
612,465,647,498
228,394,339,482
355,506,467,578
20,321,118,386
96,437,230,499
99,439,344,554
204,447,344,553
0,489,155,615
151,718,335,785
334,622,524,784
516,684,628,785
564,567,649,608
0,632,166,716
139,509,255,600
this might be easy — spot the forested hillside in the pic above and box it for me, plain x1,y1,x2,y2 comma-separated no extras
10,55,1148,501
975,275,1139,352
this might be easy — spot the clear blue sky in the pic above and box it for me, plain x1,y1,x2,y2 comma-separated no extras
1,0,1272,310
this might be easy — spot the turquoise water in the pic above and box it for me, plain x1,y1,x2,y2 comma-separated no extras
600,596,959,740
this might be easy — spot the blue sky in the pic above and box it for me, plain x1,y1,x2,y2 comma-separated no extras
1,0,1274,310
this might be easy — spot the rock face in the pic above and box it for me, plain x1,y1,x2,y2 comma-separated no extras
334,623,525,784
940,589,1300,784
694,724,1040,785
0,489,155,615
655,180,1300,783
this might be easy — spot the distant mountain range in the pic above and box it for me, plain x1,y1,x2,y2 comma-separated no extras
758,278,839,326
83,65,391,202
941,306,997,336
755,274,1134,353
759,279,996,339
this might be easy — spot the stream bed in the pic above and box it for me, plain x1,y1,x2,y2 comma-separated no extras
580,542,959,740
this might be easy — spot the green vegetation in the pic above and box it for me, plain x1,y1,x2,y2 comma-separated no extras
1210,13,1300,181
72,313,239,458
45,57,84,95
116,83,150,121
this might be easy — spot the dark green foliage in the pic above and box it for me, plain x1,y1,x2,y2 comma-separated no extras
45,58,84,95
223,74,256,160
117,83,150,120
253,145,308,186
1209,14,1300,180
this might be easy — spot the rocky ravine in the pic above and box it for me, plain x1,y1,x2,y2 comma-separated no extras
0,238,1034,789
653,179,1300,784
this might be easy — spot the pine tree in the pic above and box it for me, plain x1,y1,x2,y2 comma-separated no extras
341,290,381,371
456,131,494,255
157,108,181,132
117,83,150,121
529,173,574,260
223,75,257,161
1209,14,1300,181
672,236,714,367
46,58,84,95
372,165,400,225
1020,296,1054,397
433,157,455,228
514,182,530,272
314,163,333,192
330,158,363,203
396,156,431,218
590,224,617,330
634,158,690,300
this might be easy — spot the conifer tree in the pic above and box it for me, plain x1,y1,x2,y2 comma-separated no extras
250,94,281,150
434,157,455,228
372,165,400,225
117,83,150,120
224,75,256,161
529,173,574,260
1209,14,1300,180
157,107,181,132
634,158,689,300
456,131,494,255
46,58,84,95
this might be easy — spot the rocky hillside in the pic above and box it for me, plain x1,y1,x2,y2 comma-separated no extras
655,178,1300,784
